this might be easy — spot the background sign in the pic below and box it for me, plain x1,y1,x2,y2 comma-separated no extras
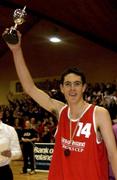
34,143,54,172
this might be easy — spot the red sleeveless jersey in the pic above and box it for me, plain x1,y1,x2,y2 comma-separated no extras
48,105,109,180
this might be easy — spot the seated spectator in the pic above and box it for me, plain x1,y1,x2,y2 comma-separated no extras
41,125,52,143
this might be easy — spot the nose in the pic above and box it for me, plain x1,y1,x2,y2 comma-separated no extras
70,83,75,89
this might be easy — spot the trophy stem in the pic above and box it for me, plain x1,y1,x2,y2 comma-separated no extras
9,24,17,33
14,24,18,29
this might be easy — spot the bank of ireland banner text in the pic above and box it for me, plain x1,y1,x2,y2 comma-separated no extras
34,143,54,172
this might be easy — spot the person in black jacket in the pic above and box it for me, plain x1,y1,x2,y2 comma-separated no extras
21,119,38,174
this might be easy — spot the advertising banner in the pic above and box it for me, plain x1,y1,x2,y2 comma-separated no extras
34,143,54,172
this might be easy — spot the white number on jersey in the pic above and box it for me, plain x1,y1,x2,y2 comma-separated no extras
76,122,91,138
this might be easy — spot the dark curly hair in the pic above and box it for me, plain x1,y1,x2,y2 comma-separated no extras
60,67,86,85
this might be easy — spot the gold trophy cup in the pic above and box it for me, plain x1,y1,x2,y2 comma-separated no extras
3,6,27,44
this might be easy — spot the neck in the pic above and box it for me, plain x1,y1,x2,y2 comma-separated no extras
69,100,88,119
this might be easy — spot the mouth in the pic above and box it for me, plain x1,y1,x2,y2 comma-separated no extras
68,94,78,100
69,92,77,97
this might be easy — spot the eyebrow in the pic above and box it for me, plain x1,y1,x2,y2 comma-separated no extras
64,80,82,83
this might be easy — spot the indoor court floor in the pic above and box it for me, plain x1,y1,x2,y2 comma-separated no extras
11,160,48,180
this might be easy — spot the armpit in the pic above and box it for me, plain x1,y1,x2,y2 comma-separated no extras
96,129,103,144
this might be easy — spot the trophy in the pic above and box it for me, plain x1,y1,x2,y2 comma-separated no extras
3,6,27,44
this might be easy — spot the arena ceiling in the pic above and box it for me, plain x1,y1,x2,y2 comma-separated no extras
0,0,117,60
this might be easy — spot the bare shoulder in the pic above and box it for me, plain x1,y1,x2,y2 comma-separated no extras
95,105,111,128
95,106,109,116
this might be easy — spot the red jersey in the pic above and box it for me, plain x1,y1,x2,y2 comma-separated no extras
48,104,109,180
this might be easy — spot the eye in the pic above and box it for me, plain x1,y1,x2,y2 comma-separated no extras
74,81,82,86
64,82,71,87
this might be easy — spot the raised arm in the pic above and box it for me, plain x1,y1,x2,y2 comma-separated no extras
95,106,117,179
3,30,65,117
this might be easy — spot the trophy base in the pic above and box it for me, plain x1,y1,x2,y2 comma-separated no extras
3,30,18,44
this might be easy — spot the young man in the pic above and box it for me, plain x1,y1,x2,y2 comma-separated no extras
0,110,22,180
3,30,117,180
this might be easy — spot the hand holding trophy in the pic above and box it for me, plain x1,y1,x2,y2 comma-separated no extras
3,6,27,44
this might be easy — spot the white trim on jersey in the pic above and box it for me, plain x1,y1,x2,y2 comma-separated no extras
54,104,68,137
68,104,92,122
93,106,102,144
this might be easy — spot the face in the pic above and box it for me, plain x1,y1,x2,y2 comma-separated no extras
25,120,31,129
60,73,86,104
30,117,35,124
44,126,49,132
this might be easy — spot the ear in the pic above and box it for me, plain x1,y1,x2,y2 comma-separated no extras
60,84,64,94
83,83,87,93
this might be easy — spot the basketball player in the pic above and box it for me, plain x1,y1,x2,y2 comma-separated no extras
3,30,117,180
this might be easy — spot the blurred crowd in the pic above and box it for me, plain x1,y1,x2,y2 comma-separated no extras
0,79,117,143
